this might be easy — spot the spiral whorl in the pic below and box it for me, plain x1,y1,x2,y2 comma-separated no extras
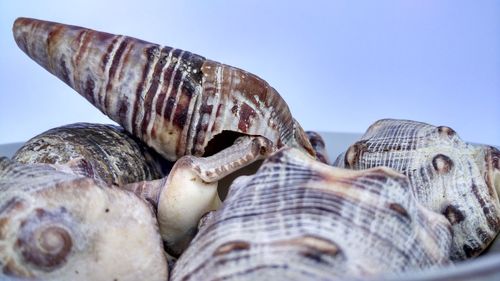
16,208,73,270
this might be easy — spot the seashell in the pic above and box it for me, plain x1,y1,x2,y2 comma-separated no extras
123,135,273,256
0,157,168,280
306,131,330,164
334,118,500,260
12,17,315,164
12,122,173,186
171,148,452,280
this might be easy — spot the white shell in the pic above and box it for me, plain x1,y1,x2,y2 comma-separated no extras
0,157,168,280
334,118,500,260
171,148,452,280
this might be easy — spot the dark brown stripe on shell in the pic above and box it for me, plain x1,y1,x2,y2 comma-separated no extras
46,24,65,62
161,49,184,121
83,76,96,105
172,87,192,129
131,45,159,135
58,58,71,85
154,50,177,117
101,36,119,71
73,30,91,66
116,96,129,125
104,37,130,112
106,38,129,90
238,103,256,133
442,205,465,225
140,46,173,138
388,203,410,220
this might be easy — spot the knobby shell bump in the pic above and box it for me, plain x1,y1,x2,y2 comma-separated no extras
13,122,173,186
171,148,452,281
0,157,168,280
334,118,500,260
12,17,315,162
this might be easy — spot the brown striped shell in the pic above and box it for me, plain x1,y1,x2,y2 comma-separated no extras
0,157,168,280
12,17,315,162
171,148,452,280
12,122,172,186
334,119,500,261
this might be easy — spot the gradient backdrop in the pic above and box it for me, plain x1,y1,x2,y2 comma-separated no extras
1,0,499,145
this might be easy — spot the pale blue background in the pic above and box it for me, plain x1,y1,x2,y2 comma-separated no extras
1,0,499,145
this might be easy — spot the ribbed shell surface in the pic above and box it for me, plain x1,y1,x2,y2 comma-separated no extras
12,17,314,161
334,119,500,260
12,123,172,186
0,158,168,280
171,148,452,281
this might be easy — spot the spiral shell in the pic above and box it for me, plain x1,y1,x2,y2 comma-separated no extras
13,122,172,186
334,119,500,260
12,17,314,161
0,157,168,280
171,148,452,280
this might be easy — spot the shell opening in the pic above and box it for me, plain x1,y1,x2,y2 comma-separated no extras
203,131,245,157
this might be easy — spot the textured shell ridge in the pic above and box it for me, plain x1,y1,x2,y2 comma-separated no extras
334,119,500,260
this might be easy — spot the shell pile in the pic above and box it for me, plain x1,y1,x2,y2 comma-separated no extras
2,16,500,281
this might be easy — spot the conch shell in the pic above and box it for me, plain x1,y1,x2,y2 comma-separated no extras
12,17,314,162
334,118,500,260
171,148,452,280
0,158,168,280
12,122,172,186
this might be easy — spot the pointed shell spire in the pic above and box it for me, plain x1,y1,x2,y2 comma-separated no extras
12,17,314,161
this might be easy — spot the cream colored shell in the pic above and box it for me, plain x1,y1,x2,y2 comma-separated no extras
0,157,168,281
